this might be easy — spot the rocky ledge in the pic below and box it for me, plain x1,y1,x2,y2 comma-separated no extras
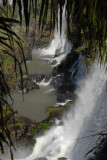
29,72,52,83
1,105,36,149
1,99,71,154
10,74,39,93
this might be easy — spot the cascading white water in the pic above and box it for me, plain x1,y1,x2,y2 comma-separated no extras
40,3,72,65
11,2,107,160
2,2,106,160
17,63,106,160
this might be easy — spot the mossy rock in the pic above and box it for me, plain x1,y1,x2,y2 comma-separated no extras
37,122,53,132
31,128,37,136
64,101,71,107
47,107,64,119
16,122,25,129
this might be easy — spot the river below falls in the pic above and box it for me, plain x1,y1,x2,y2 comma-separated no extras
12,48,57,122
2,2,107,159
26,48,53,74
12,63,107,160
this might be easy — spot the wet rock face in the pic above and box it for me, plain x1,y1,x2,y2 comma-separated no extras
51,74,64,88
54,49,64,57
52,50,79,76
95,138,107,160
29,73,52,83
50,72,77,103
29,73,45,82
51,52,84,104
57,84,77,103
25,79,39,92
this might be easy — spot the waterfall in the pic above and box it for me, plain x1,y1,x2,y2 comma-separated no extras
18,63,106,160
2,2,106,160
40,3,72,65
12,2,107,160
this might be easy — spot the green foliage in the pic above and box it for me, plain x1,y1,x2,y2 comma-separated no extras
8,124,14,129
19,114,23,118
75,44,96,66
47,107,63,118
38,0,107,68
17,123,24,128
37,122,53,131
3,57,14,71
31,128,37,136
17,130,20,134
0,0,107,159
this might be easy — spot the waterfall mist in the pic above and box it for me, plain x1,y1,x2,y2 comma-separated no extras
40,3,72,65
1,2,107,160
18,64,106,160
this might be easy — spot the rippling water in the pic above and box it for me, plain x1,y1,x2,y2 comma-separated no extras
12,48,57,122
16,64,106,160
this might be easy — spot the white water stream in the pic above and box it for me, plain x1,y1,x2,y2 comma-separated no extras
16,63,106,160
13,3,107,160
39,3,72,66
1,2,107,160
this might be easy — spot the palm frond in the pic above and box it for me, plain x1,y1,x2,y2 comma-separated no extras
0,0,107,159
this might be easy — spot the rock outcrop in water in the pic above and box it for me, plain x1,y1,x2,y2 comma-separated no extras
1,105,37,149
10,75,39,93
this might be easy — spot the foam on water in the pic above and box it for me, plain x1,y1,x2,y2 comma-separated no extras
55,100,72,107
2,1,106,160
12,2,107,159
35,78,52,87
39,3,72,66
17,63,106,160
